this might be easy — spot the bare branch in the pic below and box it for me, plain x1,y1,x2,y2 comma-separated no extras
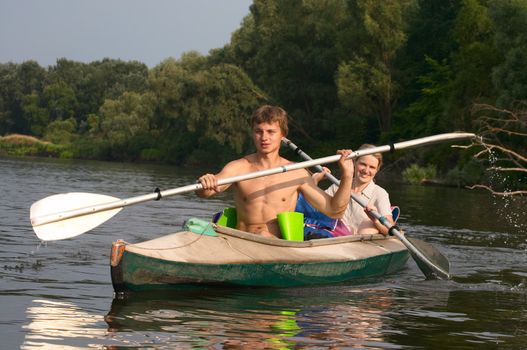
467,103,527,197
475,143,526,164
487,166,527,173
465,184,527,196
482,125,527,137
451,143,478,150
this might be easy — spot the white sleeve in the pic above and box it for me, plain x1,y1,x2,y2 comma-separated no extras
374,186,392,216
325,184,338,196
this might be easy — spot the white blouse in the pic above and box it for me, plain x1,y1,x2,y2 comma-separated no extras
326,181,392,233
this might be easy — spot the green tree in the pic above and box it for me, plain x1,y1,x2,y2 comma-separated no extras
47,58,149,129
0,61,48,134
0,63,19,134
21,92,49,136
394,56,454,137
47,59,89,120
44,117,77,144
393,0,497,137
336,0,416,135
450,0,499,117
190,63,266,152
99,91,156,156
229,0,347,142
42,81,78,121
391,0,461,139
488,0,527,107
16,61,47,96
149,53,265,163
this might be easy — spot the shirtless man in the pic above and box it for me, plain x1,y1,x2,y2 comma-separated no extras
196,105,353,238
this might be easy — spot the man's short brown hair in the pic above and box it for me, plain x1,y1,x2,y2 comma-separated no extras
250,105,289,136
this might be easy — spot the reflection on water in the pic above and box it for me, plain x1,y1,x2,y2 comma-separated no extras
21,287,402,349
22,299,109,349
103,286,399,349
19,282,527,349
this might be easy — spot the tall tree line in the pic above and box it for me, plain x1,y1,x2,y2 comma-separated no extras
0,0,525,174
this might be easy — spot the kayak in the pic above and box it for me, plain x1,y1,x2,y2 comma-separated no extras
110,221,409,292
110,223,409,292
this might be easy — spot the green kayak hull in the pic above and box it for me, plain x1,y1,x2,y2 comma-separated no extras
111,225,409,292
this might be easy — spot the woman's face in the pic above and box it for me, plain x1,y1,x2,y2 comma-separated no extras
354,155,380,185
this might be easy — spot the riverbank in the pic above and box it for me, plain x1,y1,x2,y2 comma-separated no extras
0,133,481,189
0,134,69,158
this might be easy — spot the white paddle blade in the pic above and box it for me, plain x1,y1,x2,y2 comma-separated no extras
30,193,122,241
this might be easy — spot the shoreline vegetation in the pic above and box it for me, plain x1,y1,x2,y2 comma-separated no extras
0,134,67,158
0,133,480,189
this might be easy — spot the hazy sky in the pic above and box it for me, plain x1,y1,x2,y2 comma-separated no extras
0,0,252,67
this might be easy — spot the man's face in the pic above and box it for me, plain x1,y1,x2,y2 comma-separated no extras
252,121,283,154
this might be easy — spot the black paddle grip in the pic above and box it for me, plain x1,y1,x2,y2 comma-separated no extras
388,225,401,236
154,187,162,200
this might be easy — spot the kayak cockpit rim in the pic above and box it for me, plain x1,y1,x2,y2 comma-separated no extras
212,224,390,247
114,223,395,250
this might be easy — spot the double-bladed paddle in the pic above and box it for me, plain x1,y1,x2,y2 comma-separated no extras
282,137,455,280
30,132,475,246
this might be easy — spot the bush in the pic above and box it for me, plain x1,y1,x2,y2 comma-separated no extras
70,137,112,160
402,164,437,184
44,118,77,144
139,148,162,162
445,159,485,187
0,134,66,157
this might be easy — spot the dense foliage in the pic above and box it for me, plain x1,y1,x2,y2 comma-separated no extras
0,0,525,187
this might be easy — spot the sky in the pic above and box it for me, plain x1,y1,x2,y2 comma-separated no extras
0,0,253,68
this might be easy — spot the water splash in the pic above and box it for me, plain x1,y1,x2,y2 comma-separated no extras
30,240,46,255
486,149,527,237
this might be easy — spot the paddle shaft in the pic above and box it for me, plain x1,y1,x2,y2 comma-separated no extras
30,151,353,227
282,136,464,280
31,132,475,232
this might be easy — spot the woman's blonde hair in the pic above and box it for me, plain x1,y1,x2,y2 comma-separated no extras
356,144,383,170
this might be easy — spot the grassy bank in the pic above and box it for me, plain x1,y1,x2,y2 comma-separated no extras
0,134,70,158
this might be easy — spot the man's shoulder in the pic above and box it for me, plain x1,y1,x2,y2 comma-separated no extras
279,156,294,166
224,156,252,170
227,154,304,173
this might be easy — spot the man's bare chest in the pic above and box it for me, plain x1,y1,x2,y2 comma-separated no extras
236,174,301,200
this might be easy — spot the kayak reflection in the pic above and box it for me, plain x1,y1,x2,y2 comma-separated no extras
105,284,402,348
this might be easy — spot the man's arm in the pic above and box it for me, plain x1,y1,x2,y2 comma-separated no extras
195,159,243,198
300,150,353,218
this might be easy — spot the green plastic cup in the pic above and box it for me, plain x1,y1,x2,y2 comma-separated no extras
277,212,304,241
216,207,237,228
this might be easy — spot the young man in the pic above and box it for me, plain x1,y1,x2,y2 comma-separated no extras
196,105,353,238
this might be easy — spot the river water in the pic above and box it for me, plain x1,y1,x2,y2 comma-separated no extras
1,156,526,349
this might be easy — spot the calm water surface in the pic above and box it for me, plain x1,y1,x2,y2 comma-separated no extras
1,156,526,349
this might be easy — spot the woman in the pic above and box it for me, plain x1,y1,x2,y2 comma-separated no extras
315,144,394,236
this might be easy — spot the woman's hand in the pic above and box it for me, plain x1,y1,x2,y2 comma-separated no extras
312,167,331,185
364,204,378,222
